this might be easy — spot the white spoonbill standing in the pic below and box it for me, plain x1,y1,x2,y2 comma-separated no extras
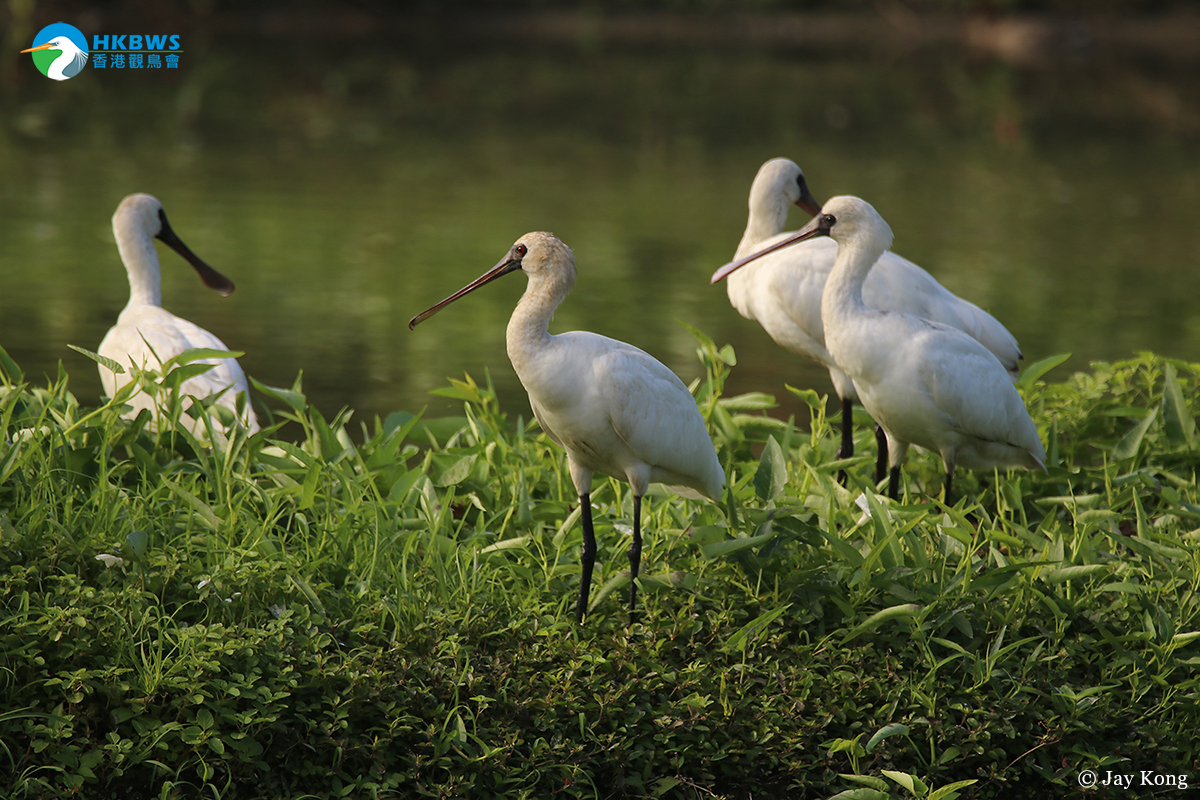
410,232,724,624
21,36,89,80
98,194,259,438
714,196,1045,501
723,158,1022,483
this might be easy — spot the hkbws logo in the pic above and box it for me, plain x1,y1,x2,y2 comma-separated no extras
91,33,183,70
21,23,88,81
21,21,183,80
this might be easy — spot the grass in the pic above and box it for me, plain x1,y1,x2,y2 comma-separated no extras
0,333,1198,799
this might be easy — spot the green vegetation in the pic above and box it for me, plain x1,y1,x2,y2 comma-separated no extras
1,334,1198,799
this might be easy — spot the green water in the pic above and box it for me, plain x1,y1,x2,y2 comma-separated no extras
2,33,1198,427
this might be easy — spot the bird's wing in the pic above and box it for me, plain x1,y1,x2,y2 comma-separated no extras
913,325,1042,455
592,341,721,497
866,252,1022,377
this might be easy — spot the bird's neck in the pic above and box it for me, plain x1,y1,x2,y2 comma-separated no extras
505,273,570,370
736,197,790,259
821,236,886,325
116,229,163,307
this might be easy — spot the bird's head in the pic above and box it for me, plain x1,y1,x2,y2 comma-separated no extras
751,158,822,217
113,193,236,296
21,36,78,55
408,231,576,329
712,195,892,284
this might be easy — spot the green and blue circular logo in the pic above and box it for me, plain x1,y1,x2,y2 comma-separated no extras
21,22,89,81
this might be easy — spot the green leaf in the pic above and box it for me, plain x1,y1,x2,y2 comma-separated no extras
67,344,125,376
1042,564,1109,584
678,320,715,352
435,454,478,487
866,722,910,752
838,775,889,791
161,362,219,391
785,383,826,409
1113,407,1157,460
717,392,777,411
163,348,244,370
700,528,776,559
724,603,791,653
479,535,532,554
753,435,787,501
300,463,322,510
250,376,306,412
162,478,223,529
652,777,682,797
125,530,149,560
1162,363,1195,447
590,573,628,611
827,789,889,800
882,770,919,793
843,604,921,643
928,780,979,800
1018,352,1071,390
0,344,25,384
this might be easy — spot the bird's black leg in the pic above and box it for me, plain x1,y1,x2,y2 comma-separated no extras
943,471,953,505
874,424,888,485
628,494,642,627
888,466,901,501
837,396,854,485
576,493,597,625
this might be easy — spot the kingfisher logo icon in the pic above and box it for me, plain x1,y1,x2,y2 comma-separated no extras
21,22,89,81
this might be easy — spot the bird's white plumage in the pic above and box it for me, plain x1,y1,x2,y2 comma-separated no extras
410,231,723,622
97,194,258,438
501,233,723,501
725,158,1021,404
519,330,723,501
812,196,1045,484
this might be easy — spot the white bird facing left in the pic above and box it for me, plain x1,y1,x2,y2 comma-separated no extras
410,232,724,625
723,158,1022,485
21,36,89,81
714,196,1045,502
98,194,259,438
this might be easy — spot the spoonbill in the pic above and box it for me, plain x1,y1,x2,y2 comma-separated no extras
723,158,1021,484
714,196,1045,501
98,194,259,438
21,36,89,81
410,232,724,624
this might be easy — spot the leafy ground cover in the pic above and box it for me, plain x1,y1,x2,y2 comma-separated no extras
0,335,1198,799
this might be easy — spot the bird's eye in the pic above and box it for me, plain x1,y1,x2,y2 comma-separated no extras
822,214,837,226
514,244,528,257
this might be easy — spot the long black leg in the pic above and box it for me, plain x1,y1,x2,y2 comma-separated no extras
943,470,953,505
628,495,642,627
874,424,888,485
888,466,901,501
837,396,854,485
575,493,597,624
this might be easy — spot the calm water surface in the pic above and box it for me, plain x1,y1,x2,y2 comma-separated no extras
1,30,1198,431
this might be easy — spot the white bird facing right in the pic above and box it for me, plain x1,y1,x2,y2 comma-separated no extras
98,194,259,438
724,158,1022,484
714,196,1045,501
21,36,89,81
410,232,724,624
